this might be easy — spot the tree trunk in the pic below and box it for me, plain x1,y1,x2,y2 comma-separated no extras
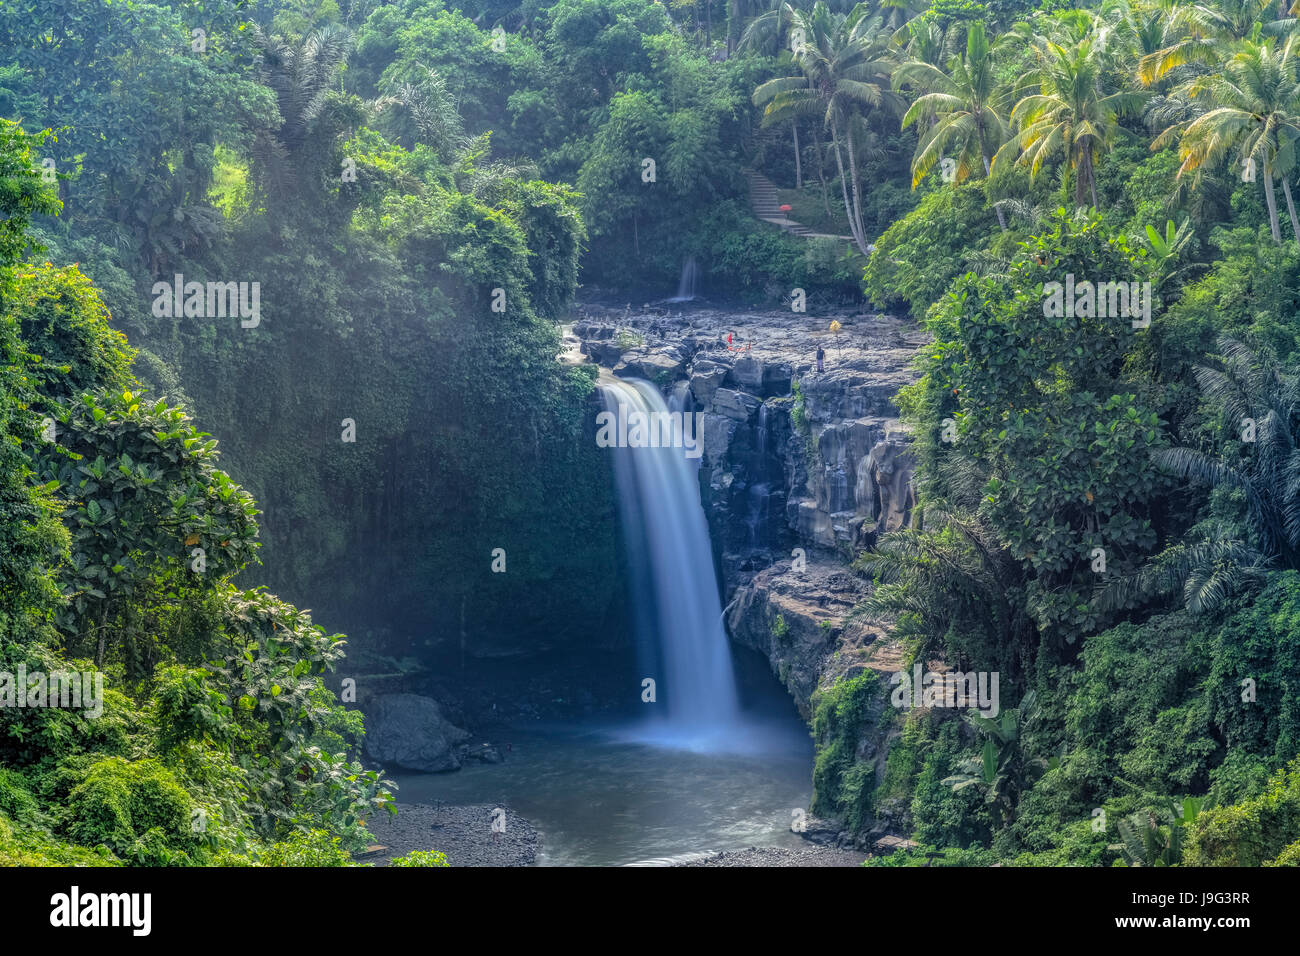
983,152,1007,231
1282,175,1300,247
812,125,830,214
1264,160,1282,242
829,116,869,254
95,608,108,668
1075,151,1090,207
843,120,870,253
793,121,802,189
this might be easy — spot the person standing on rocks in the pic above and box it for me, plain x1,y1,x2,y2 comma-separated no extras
816,345,825,373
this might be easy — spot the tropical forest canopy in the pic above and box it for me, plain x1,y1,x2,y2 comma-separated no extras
3,0,1300,867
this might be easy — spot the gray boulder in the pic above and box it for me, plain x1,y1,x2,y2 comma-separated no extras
363,693,471,773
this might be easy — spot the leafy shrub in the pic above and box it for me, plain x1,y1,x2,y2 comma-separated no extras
1184,759,1300,866
1066,611,1218,797
0,812,117,867
811,671,882,832
0,767,40,826
1204,572,1300,768
257,829,357,867
389,849,450,867
63,757,197,864
863,183,997,316
1265,839,1300,866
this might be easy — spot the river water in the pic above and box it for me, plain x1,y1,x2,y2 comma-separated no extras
392,662,814,866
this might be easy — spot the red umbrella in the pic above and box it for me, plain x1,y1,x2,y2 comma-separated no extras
779,204,793,213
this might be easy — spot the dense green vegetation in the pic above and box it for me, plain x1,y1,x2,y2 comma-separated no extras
5,0,1300,868
836,0,1300,866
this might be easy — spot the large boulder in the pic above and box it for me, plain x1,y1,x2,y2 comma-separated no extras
689,358,730,405
712,387,761,422
363,693,471,773
613,345,687,384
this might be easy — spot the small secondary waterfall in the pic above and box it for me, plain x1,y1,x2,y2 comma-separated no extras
667,256,699,303
600,377,741,740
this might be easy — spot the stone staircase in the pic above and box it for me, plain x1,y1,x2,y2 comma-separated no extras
746,170,853,242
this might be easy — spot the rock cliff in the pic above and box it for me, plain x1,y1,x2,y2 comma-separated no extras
572,302,923,713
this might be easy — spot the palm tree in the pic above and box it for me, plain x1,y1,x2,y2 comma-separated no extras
372,67,469,162
895,22,1010,228
874,0,926,34
1138,0,1299,87
893,14,950,67
252,24,353,152
754,3,903,254
738,0,799,56
856,495,1034,679
994,36,1145,208
1157,337,1300,563
1173,38,1300,243
1110,783,1214,866
1101,336,1300,615
743,3,808,187
250,24,353,202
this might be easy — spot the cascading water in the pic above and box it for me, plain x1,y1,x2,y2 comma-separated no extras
600,376,741,745
667,256,699,303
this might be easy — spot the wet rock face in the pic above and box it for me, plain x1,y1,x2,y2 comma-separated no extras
725,551,877,719
574,305,919,574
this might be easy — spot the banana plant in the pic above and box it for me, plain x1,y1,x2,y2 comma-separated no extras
1109,782,1215,866
1139,217,1200,290
942,691,1047,825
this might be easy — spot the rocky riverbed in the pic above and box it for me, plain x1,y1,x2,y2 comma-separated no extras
361,802,540,867
676,846,868,867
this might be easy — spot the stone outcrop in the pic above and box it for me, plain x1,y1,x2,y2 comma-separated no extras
363,693,472,773
725,550,880,719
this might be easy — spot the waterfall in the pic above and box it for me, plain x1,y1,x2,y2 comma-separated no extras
667,256,699,303
599,377,741,742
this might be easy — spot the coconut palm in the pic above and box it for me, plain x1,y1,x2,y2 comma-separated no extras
895,22,1010,228
993,36,1145,207
738,0,802,56
1138,0,1298,87
1173,38,1300,242
893,14,949,67
754,3,904,253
